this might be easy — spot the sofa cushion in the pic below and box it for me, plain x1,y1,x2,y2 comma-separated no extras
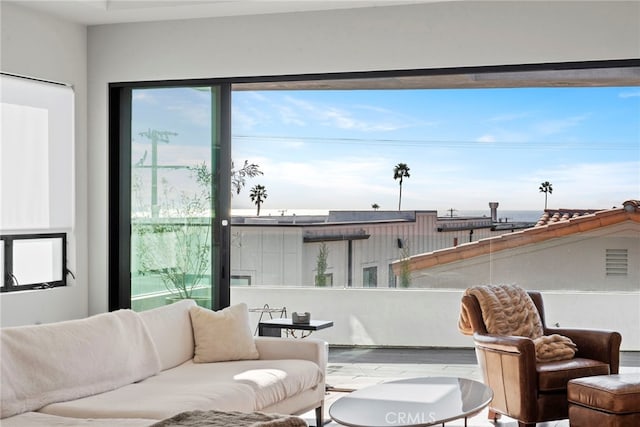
537,357,610,391
38,379,257,420
229,359,324,410
138,299,197,370
568,374,640,414
152,359,323,411
190,303,259,363
1,310,161,419
38,359,323,420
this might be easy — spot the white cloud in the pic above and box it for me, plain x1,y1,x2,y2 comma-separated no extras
524,161,640,208
229,91,636,212
245,92,269,102
284,95,422,132
232,108,260,130
477,134,496,143
619,90,640,99
287,98,375,131
279,138,306,149
167,103,209,127
233,92,430,136
231,155,396,210
132,92,155,103
277,105,306,126
534,114,589,135
488,112,530,122
398,160,639,212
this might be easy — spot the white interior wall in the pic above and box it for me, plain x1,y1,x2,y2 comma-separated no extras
87,1,639,315
1,1,637,324
0,2,88,326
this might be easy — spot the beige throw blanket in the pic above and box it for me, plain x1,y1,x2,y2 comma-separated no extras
458,284,576,362
151,410,308,427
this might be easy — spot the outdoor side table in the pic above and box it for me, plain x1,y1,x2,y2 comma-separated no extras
249,304,287,335
258,318,333,338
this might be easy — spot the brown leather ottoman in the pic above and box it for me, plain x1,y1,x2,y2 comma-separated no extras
568,374,640,427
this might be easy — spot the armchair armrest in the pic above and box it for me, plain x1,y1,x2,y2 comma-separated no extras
544,327,621,373
472,333,538,420
473,333,536,356
254,337,328,373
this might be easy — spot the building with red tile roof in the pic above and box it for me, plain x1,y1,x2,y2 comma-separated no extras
394,200,640,291
535,209,600,226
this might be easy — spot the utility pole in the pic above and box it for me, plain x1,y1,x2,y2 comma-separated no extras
139,129,177,218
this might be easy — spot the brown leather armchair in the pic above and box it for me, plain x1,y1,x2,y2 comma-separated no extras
461,291,621,427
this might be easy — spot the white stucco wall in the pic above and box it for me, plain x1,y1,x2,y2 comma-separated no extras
229,222,640,349
232,212,514,288
411,222,640,292
0,3,88,326
232,287,640,350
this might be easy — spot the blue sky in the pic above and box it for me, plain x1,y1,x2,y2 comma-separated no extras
232,87,639,214
132,86,640,216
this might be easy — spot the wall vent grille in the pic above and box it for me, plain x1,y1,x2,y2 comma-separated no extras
606,249,628,276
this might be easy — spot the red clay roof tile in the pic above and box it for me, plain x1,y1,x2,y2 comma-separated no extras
402,200,640,272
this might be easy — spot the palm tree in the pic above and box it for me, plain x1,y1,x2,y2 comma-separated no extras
372,203,380,211
539,181,553,210
231,160,263,195
393,163,410,210
249,184,267,216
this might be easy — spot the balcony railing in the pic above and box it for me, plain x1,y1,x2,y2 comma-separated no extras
231,287,640,351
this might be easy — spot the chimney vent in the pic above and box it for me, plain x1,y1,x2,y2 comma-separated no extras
489,202,499,222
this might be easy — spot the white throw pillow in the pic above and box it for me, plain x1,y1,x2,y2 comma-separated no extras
189,303,260,363
138,299,197,371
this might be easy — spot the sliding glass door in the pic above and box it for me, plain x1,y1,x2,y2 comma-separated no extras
109,83,231,311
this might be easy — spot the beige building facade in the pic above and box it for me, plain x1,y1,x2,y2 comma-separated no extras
399,201,640,292
230,210,533,288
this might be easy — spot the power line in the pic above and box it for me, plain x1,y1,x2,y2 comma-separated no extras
232,134,637,150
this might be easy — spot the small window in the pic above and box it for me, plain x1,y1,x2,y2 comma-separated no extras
606,249,628,276
363,266,378,288
388,263,397,288
327,273,334,287
1,233,67,292
231,275,252,286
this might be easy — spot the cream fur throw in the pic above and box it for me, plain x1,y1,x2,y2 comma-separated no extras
534,334,577,362
1,310,161,418
151,410,308,427
459,285,577,362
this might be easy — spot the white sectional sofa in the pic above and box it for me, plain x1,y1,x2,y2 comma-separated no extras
0,300,327,426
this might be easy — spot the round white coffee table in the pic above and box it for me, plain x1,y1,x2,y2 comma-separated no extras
329,376,492,427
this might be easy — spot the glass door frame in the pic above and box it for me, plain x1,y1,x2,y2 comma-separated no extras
107,60,635,311
108,80,231,311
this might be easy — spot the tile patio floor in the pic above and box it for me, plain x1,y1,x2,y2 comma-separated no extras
301,348,640,427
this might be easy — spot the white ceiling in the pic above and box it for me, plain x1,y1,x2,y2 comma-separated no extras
7,0,444,25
